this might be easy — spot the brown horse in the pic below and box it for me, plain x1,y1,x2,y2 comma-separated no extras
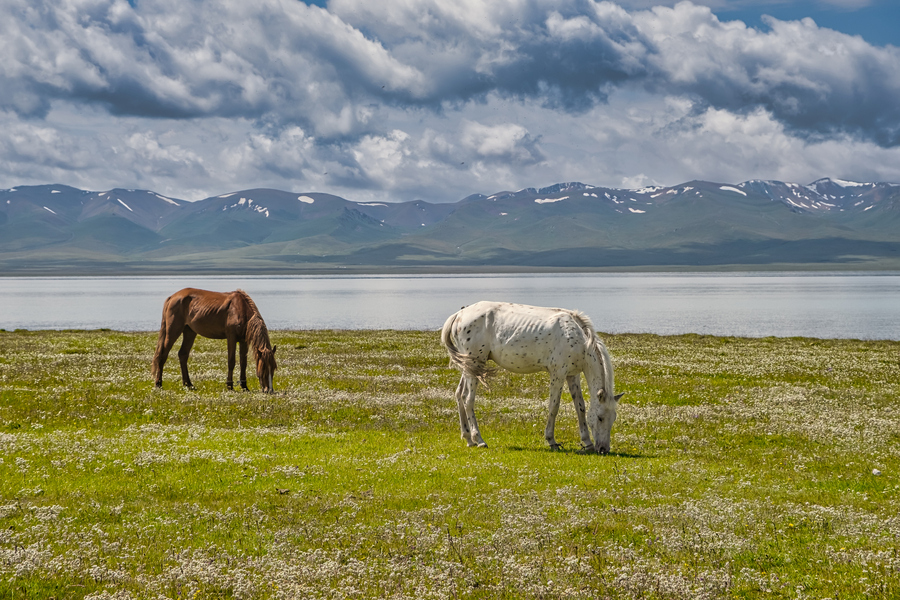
151,288,277,393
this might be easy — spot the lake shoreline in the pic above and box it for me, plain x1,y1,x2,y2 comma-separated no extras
3,272,899,338
2,262,900,277
3,328,900,344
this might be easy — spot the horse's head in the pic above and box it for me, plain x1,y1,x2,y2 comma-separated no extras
589,389,624,454
256,345,277,393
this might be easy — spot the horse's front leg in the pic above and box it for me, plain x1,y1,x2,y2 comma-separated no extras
239,341,249,391
545,376,566,450
178,328,197,389
226,336,237,391
567,374,593,452
461,374,487,448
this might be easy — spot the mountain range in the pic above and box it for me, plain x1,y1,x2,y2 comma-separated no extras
2,178,899,273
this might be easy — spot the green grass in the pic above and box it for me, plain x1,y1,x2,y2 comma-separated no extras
0,329,898,599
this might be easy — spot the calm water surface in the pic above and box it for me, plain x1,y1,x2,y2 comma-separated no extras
0,273,897,339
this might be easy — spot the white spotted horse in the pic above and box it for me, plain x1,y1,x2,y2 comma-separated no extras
441,301,623,453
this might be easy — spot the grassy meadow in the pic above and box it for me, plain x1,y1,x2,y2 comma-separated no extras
0,328,898,599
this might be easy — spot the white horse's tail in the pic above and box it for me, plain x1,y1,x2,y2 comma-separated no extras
440,310,495,384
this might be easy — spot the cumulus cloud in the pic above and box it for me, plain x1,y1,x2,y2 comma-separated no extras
460,122,545,164
0,0,423,135
222,125,315,180
121,132,207,179
332,0,900,146
4,0,898,144
0,0,899,201
0,119,98,173
633,4,900,145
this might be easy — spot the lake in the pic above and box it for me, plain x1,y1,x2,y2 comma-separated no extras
0,273,897,340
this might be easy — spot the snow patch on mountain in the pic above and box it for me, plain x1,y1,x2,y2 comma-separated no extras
634,186,663,195
831,178,868,188
719,186,747,196
155,194,179,206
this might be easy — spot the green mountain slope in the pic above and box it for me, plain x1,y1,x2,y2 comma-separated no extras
2,179,899,272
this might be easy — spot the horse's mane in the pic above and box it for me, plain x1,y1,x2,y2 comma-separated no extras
234,290,272,353
569,309,601,354
570,309,617,402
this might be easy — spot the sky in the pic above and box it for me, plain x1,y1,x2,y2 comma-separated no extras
1,0,899,203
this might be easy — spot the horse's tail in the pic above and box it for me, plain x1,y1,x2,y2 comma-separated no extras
151,300,169,380
440,310,494,384
440,311,468,370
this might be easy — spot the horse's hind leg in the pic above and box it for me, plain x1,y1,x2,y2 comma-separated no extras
455,375,475,446
152,320,180,388
459,374,487,448
178,327,197,389
545,376,566,449
152,335,173,388
567,375,593,452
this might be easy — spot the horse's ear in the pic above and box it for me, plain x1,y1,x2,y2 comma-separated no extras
614,392,625,401
272,345,277,354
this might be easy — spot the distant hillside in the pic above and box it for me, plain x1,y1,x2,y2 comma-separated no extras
2,178,899,273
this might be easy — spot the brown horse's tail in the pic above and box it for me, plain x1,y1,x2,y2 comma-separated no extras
151,304,168,380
